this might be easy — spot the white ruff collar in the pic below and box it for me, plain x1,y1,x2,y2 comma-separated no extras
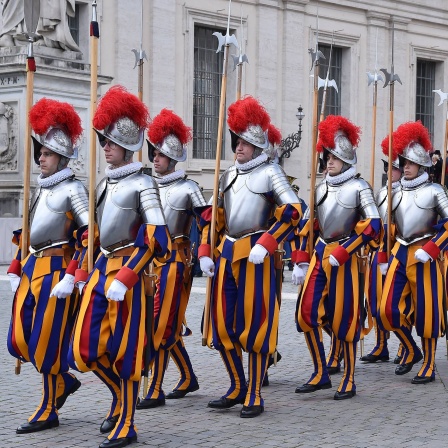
401,171,429,189
37,167,73,188
326,166,356,185
385,180,401,190
105,162,142,179
156,170,185,185
235,153,268,171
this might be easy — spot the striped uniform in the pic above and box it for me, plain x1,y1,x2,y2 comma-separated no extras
7,175,88,425
296,174,381,395
70,169,170,442
379,177,448,381
200,161,304,409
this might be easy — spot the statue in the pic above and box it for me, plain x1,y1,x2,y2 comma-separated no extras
0,0,80,52
0,0,27,47
36,0,80,51
0,102,17,171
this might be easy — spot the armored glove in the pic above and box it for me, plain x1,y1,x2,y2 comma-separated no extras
200,256,215,278
248,244,269,264
8,273,21,294
292,263,309,286
50,274,75,299
414,248,432,264
106,279,128,302
378,263,388,277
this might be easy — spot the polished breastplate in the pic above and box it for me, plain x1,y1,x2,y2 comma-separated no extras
223,172,272,238
395,186,439,245
97,178,142,252
29,178,88,251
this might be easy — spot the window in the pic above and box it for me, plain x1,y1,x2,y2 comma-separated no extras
193,25,225,160
416,59,435,141
317,44,342,118
68,4,80,45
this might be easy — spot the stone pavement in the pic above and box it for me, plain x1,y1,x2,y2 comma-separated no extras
1,265,448,448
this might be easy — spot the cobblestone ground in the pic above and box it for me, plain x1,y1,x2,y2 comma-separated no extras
1,266,447,448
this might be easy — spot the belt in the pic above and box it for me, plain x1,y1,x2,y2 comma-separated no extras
225,229,265,242
32,239,68,251
33,248,65,258
104,247,135,258
320,235,350,245
172,240,191,266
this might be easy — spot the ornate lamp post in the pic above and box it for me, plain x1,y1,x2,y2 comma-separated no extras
279,106,305,160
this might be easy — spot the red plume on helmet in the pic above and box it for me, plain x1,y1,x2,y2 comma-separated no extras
29,98,82,144
380,134,399,161
93,85,149,130
316,115,360,154
148,109,192,146
268,123,282,146
391,121,432,156
227,96,270,134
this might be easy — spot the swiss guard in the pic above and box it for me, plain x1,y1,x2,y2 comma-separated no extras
295,115,381,400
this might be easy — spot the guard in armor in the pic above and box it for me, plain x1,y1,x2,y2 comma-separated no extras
136,109,205,409
69,86,171,448
7,98,87,433
294,115,381,400
361,137,403,363
379,121,448,384
199,96,304,417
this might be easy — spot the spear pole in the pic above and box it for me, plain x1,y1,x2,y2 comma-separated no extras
87,0,99,273
132,0,147,162
368,28,384,189
16,30,39,375
202,0,238,345
380,22,401,259
307,10,325,256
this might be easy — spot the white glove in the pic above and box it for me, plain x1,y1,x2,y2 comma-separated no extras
292,263,309,286
200,256,215,278
248,244,269,264
8,273,21,293
378,263,389,277
106,279,128,302
329,254,340,267
50,274,75,299
415,248,432,263
76,281,86,293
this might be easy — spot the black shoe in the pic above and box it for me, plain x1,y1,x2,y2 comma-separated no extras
360,353,390,363
99,435,137,448
136,397,165,409
393,355,403,364
100,415,119,434
262,375,269,387
295,381,332,393
334,390,356,400
395,351,423,376
16,419,59,434
411,375,435,385
207,397,244,409
267,352,282,369
327,366,341,375
240,405,264,418
56,377,81,410
166,383,199,399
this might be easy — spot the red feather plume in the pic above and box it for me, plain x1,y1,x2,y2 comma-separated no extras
93,85,149,130
29,98,82,144
380,134,399,160
268,123,282,146
148,109,192,145
316,115,361,154
227,96,270,134
392,121,432,156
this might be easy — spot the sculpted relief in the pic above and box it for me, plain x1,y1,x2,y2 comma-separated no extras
0,101,17,171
